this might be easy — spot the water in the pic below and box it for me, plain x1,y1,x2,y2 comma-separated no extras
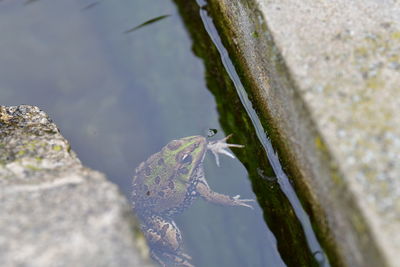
0,0,329,266
196,1,329,266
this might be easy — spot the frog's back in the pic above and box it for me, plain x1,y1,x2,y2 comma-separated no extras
132,150,188,216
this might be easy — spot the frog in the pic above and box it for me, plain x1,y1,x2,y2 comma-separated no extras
132,135,254,267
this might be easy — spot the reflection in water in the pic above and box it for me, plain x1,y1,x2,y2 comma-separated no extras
132,135,253,266
124,14,171,34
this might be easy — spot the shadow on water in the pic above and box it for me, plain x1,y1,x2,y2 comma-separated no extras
172,0,330,266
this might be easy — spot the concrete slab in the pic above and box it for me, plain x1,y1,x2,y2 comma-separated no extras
206,1,400,266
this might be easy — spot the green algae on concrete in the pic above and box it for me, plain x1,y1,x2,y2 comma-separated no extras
205,0,400,267
173,1,326,266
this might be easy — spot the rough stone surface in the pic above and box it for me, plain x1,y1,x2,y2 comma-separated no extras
207,1,400,267
0,105,152,267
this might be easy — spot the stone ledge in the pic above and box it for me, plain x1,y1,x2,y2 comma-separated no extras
0,105,152,267
207,1,400,266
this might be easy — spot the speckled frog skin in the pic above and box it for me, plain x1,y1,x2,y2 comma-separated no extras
132,135,253,267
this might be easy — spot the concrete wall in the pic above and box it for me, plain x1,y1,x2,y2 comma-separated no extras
206,1,400,266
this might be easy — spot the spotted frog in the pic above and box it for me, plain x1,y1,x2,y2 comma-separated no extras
132,135,253,266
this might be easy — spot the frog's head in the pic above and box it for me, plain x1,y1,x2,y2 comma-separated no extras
163,135,207,182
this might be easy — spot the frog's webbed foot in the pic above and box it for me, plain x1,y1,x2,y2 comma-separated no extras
207,134,244,166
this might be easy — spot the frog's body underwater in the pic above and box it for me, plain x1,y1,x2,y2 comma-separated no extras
132,135,253,267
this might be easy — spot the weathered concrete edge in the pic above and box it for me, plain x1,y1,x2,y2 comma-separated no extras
0,105,153,266
206,1,386,266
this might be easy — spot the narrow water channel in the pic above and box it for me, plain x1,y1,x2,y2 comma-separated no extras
192,1,330,266
0,0,330,266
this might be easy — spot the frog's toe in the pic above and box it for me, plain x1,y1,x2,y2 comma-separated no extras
180,252,192,260
150,250,167,267
207,134,244,166
162,251,194,267
232,195,255,209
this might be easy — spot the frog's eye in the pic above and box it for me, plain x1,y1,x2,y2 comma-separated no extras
181,154,193,164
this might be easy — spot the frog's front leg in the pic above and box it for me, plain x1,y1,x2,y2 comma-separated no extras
142,215,193,267
196,181,254,209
